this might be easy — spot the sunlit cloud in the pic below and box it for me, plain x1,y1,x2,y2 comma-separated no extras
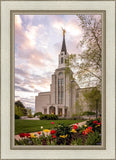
52,19,82,37
25,24,45,48
15,15,22,29
66,23,82,36
52,21,64,30
15,15,101,110
15,15,84,110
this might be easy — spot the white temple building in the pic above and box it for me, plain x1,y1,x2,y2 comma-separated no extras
35,30,88,117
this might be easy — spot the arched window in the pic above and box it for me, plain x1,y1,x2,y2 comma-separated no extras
58,72,63,76
61,57,63,64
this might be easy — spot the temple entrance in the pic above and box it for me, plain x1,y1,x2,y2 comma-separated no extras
49,106,55,115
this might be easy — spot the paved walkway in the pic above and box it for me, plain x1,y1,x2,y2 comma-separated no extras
15,121,87,141
76,120,86,127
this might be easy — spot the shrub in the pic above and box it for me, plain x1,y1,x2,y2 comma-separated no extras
15,114,20,119
71,138,83,145
27,115,33,118
34,112,42,117
39,114,58,120
82,111,96,116
85,131,101,145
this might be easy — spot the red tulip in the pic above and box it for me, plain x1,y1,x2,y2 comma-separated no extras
26,133,30,137
50,130,56,134
51,122,54,124
73,125,78,130
19,133,26,137
82,131,86,135
38,131,41,135
52,135,56,139
88,127,92,130
97,122,101,125
93,120,98,124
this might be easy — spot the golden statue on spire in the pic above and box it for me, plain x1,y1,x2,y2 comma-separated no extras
62,27,66,36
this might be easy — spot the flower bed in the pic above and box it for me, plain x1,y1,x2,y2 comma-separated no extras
15,118,101,145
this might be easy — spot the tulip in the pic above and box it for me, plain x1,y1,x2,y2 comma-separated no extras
38,131,41,135
93,120,98,124
88,127,92,130
52,135,56,139
73,125,78,130
51,122,54,124
50,130,56,134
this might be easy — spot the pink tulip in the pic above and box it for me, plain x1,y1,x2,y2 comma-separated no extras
51,122,54,124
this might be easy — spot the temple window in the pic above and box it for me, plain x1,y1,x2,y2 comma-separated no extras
61,57,63,64
58,79,63,104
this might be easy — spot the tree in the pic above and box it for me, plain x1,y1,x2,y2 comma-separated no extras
72,100,83,118
15,100,27,116
27,108,33,118
15,105,24,117
82,87,101,117
66,15,102,87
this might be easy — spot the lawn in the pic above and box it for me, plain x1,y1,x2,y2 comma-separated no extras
15,119,84,135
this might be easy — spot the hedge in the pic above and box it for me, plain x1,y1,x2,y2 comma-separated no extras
82,111,96,116
40,114,58,120
34,112,42,117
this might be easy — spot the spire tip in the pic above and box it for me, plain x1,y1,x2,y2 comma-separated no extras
62,27,66,37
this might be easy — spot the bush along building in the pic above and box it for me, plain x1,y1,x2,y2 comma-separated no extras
35,29,101,118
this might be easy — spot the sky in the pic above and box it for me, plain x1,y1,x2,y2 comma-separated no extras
15,14,100,111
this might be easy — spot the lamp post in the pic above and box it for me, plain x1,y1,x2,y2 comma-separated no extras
96,99,98,119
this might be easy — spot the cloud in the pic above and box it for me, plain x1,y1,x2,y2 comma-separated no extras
15,96,35,110
25,24,45,48
15,86,33,92
15,17,55,71
15,15,84,110
15,68,29,77
15,67,52,97
52,15,82,37
15,15,22,29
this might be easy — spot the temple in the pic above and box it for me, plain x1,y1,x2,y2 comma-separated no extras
35,29,88,117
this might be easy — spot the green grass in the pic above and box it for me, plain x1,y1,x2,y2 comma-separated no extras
15,119,84,135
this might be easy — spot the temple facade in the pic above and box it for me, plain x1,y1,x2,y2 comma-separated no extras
35,30,88,117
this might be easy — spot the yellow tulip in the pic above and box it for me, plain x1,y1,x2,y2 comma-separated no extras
43,129,50,133
59,134,68,138
30,133,37,138
70,129,77,133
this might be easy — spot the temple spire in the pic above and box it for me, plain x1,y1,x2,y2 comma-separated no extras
61,28,67,54
62,28,66,37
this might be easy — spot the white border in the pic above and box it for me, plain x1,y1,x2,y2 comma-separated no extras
1,1,115,159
